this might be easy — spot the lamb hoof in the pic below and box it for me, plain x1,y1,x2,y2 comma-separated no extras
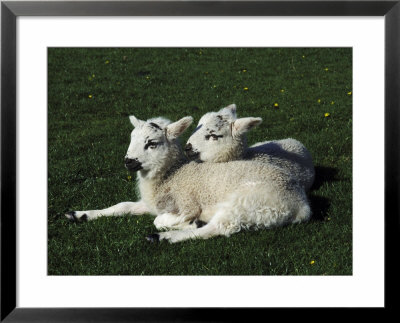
146,233,160,243
65,211,77,221
65,211,87,222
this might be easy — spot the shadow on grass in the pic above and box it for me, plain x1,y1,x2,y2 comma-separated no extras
309,195,330,221
309,166,339,221
311,166,339,191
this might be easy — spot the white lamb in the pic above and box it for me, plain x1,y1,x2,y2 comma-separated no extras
66,115,311,243
185,104,315,191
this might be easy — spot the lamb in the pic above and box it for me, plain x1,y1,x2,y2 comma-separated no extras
66,115,311,243
185,104,315,191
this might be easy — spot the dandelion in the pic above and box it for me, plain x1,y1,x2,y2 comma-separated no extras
280,89,285,93
302,55,306,59
347,91,352,95
274,103,279,108
242,69,247,73
127,175,132,181
105,60,110,64
310,260,315,265
324,112,330,118
331,101,335,105
243,87,249,91
324,67,329,71
317,99,321,103
88,94,93,99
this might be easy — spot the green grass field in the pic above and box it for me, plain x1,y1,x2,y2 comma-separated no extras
48,48,352,275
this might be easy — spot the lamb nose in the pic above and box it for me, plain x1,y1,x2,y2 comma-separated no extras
185,143,192,151
125,158,134,165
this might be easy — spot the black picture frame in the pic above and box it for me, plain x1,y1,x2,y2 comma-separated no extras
1,0,399,321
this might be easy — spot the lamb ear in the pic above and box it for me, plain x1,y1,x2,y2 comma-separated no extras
218,104,237,118
129,115,142,128
231,117,262,136
166,116,194,140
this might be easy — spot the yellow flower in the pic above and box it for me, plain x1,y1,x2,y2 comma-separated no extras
280,89,285,93
324,67,329,71
274,103,279,108
243,87,249,91
242,69,247,73
317,99,321,103
88,94,93,99
310,260,315,265
324,112,330,117
302,55,305,59
127,175,132,181
347,91,352,95
105,60,110,64
331,101,335,105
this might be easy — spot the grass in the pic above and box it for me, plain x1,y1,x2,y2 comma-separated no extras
48,48,352,275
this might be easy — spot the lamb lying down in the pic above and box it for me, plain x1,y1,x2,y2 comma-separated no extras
66,115,311,243
185,104,315,191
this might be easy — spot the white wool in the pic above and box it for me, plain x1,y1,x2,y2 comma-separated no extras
186,104,315,191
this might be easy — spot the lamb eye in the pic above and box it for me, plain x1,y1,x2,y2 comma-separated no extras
206,134,220,141
145,141,158,150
